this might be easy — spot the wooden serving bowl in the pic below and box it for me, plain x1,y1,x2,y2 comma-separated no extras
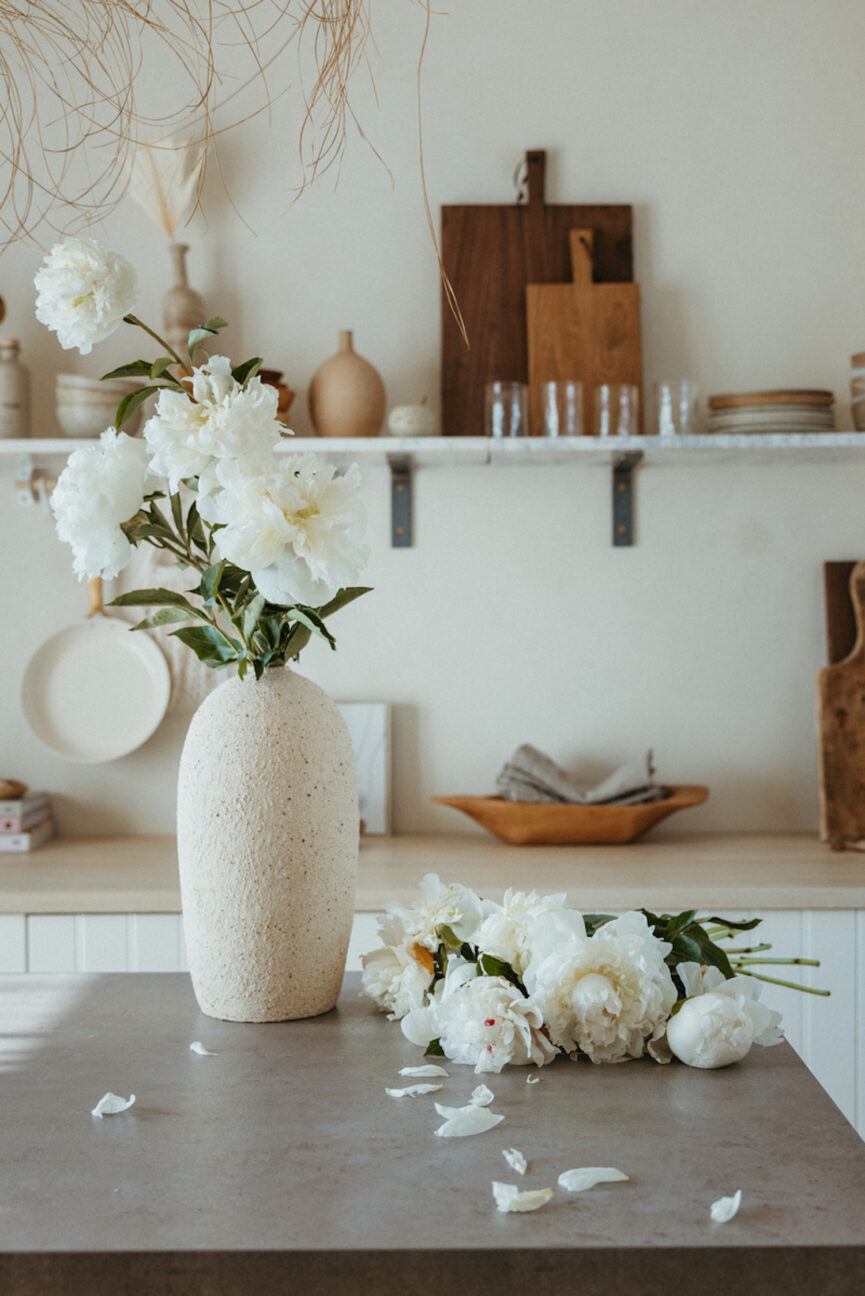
431,785,709,846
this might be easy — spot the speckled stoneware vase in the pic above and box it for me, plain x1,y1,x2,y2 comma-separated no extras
177,668,359,1022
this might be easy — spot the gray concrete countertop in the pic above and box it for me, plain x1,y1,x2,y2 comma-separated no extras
1,973,863,1295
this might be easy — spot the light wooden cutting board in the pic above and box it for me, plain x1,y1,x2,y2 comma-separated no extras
526,229,643,436
818,560,865,849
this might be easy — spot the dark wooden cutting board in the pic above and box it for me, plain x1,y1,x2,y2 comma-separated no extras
441,150,633,436
818,560,865,849
526,228,643,436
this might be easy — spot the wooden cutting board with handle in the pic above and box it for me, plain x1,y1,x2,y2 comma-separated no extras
441,150,633,435
818,559,865,849
526,228,643,436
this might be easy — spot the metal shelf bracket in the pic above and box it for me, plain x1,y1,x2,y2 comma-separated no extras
612,450,643,546
388,456,412,547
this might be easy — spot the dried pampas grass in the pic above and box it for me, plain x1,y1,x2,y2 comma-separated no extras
0,1,384,250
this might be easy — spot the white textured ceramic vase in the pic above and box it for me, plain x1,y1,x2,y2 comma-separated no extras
177,668,359,1022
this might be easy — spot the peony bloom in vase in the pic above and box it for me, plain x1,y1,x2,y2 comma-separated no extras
36,237,371,1022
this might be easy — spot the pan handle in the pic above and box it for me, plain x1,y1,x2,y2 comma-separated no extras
88,577,108,618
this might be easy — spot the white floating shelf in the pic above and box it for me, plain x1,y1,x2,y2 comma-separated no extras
4,432,865,466
7,433,865,546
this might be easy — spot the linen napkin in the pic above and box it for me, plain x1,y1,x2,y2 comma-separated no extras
495,745,669,805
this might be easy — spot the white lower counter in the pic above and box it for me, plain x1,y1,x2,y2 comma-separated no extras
2,907,862,1140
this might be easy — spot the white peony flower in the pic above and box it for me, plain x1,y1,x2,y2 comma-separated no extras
360,941,432,1020
473,888,571,976
34,237,137,354
523,910,678,1064
375,873,490,956
51,428,152,579
666,966,783,1069
143,355,281,488
401,961,557,1074
209,452,368,607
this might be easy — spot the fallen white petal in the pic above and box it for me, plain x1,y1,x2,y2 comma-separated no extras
492,1181,554,1213
189,1041,218,1056
470,1083,495,1107
91,1092,135,1119
435,1105,505,1138
526,1074,542,1085
385,1084,443,1098
558,1167,629,1192
502,1147,528,1175
710,1189,742,1223
399,1064,449,1078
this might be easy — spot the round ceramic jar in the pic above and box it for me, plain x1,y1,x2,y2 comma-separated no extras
386,403,436,437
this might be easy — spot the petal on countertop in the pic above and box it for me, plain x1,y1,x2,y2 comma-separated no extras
385,1084,443,1098
91,1092,136,1119
492,1181,554,1213
557,1167,629,1192
710,1189,742,1223
470,1083,495,1107
526,1074,542,1085
435,1105,505,1138
190,1041,218,1056
399,1064,450,1077
502,1147,528,1175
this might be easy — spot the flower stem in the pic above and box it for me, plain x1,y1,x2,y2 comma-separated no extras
735,968,830,996
733,957,821,966
123,314,191,374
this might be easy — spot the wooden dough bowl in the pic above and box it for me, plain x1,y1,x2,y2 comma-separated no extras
431,785,709,846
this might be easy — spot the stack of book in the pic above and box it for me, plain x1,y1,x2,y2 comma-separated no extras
0,791,55,852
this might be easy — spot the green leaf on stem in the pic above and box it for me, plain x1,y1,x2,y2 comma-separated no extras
231,357,263,387
169,490,185,538
584,913,615,935
478,952,527,995
197,560,226,606
317,586,373,619
203,316,228,331
242,593,265,639
170,624,240,666
289,606,336,649
115,385,158,429
109,588,198,610
150,357,175,379
424,1038,445,1058
283,622,312,660
187,326,217,355
102,360,152,380
130,607,194,630
705,916,762,932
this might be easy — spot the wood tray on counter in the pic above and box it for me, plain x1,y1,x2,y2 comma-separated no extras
431,785,709,845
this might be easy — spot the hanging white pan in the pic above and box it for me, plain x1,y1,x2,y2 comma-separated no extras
21,577,170,763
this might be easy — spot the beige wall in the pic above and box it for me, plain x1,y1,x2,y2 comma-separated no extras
2,0,864,835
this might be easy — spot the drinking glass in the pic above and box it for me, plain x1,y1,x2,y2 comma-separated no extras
593,383,640,438
485,381,529,438
540,380,583,437
653,379,699,437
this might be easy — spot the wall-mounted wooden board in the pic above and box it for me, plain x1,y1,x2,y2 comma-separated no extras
441,150,632,436
818,560,865,849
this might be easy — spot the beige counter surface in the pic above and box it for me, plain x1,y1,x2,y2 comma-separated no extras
0,831,863,914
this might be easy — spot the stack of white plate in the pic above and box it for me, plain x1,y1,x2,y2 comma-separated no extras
706,390,836,435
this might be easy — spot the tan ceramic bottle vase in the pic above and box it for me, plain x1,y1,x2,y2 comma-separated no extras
177,667,359,1022
308,329,385,437
163,242,206,358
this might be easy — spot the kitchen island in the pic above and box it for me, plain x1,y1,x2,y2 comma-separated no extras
1,971,863,1295
1,832,864,1138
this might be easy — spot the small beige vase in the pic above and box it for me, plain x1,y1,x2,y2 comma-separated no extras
163,242,206,358
308,329,385,437
177,668,359,1022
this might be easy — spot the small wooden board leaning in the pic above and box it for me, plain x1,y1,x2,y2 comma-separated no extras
818,560,865,849
526,228,643,437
